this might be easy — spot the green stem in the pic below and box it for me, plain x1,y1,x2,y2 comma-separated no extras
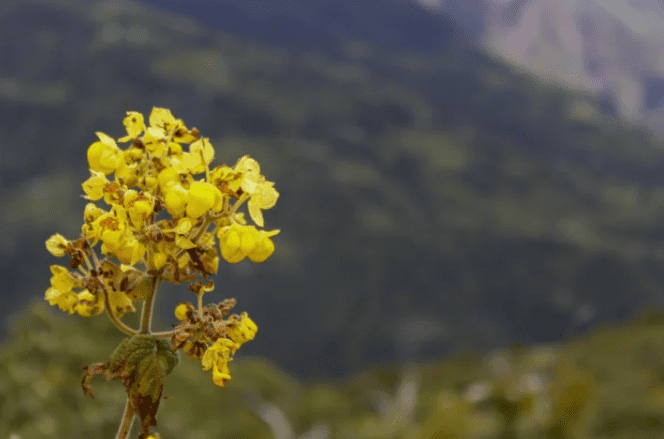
151,329,176,339
139,276,159,334
228,193,249,216
103,285,138,336
115,398,135,439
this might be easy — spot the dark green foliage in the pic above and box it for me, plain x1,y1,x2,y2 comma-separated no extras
3,0,664,381
5,301,664,437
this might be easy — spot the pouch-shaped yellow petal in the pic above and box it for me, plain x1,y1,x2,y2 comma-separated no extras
239,226,260,256
87,134,123,175
186,181,221,218
164,184,188,218
158,167,180,192
248,235,275,262
218,225,245,263
45,234,69,257
82,171,108,201
115,237,146,266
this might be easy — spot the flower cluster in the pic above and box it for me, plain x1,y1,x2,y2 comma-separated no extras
172,296,258,387
44,107,277,389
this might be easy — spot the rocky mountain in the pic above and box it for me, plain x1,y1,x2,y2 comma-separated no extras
421,0,664,136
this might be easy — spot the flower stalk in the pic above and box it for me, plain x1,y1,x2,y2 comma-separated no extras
44,108,277,438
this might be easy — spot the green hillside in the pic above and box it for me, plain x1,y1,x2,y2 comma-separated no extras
3,300,664,438
2,0,664,380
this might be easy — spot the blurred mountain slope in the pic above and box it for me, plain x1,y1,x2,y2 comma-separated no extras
4,299,664,438
137,0,472,52
3,0,664,379
421,0,664,137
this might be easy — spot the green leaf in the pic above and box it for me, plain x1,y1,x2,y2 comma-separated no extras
156,338,180,376
125,334,159,375
106,338,131,378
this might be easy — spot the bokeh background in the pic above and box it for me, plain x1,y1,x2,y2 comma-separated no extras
4,0,664,437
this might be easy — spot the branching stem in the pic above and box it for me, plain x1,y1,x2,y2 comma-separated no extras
139,275,159,334
102,284,138,336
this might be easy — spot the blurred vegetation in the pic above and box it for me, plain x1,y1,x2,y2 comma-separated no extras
4,301,664,438
3,0,664,380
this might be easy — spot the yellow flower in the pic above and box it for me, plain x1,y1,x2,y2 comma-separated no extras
157,167,181,193
186,181,222,219
226,312,258,345
180,137,215,174
87,132,124,175
113,235,146,266
107,288,136,317
45,233,69,257
212,361,232,387
143,126,168,157
50,265,75,292
149,107,177,134
235,155,260,175
84,203,105,223
118,111,145,142
123,147,144,163
168,141,183,155
246,181,279,228
45,287,77,314
233,156,279,227
45,265,78,314
123,190,155,227
202,338,236,387
248,229,279,262
75,290,104,317
81,171,108,201
174,302,192,321
92,213,125,246
210,164,243,194
200,248,219,275
140,174,159,192
201,338,236,370
217,224,279,263
115,161,141,188
83,204,106,242
147,242,171,271
174,217,196,249
217,224,246,263
172,123,199,144
163,184,188,218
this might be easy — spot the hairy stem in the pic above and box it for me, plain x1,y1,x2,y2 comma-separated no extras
115,398,135,439
139,276,159,334
151,329,176,339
